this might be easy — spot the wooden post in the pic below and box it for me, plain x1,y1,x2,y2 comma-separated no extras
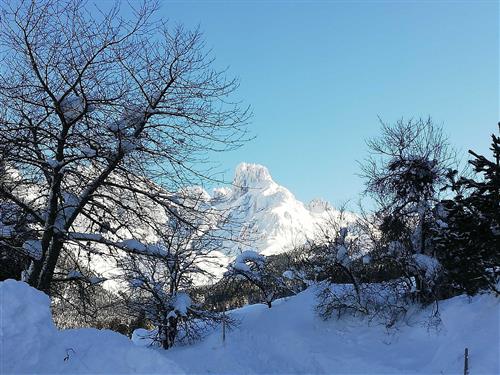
464,348,469,375
222,304,226,344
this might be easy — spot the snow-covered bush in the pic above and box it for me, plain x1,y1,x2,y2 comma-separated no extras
297,210,442,326
122,248,230,349
225,250,289,308
316,281,412,326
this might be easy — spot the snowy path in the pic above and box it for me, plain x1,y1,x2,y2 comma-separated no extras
165,287,499,374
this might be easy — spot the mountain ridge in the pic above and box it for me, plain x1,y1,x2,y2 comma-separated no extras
208,162,350,256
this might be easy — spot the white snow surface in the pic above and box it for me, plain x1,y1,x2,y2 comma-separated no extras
171,292,192,317
0,280,184,374
1,279,498,374
166,286,499,375
22,239,43,260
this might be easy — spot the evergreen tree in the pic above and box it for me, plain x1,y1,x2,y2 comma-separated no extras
433,125,500,296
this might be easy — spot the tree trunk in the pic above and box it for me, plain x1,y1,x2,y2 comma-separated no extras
417,201,427,255
32,239,63,294
160,316,178,350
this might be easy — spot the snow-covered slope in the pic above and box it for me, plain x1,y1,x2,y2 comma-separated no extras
168,287,499,374
2,279,498,374
213,163,354,256
0,279,184,374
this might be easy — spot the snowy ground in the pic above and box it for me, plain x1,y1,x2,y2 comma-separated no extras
1,279,498,374
0,280,183,374
166,286,499,374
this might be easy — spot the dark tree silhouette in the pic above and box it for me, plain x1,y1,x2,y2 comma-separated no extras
0,0,249,293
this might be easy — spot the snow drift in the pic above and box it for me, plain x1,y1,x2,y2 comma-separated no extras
165,285,499,374
0,280,184,374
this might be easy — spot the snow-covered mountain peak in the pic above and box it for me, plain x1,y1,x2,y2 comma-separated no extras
233,163,274,191
211,163,352,256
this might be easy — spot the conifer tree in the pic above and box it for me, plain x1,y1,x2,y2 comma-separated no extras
433,125,500,295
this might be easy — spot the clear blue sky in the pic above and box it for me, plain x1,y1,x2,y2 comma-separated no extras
152,1,498,206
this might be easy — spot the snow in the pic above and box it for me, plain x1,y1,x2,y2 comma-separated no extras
412,253,441,280
212,163,357,257
235,250,264,264
233,162,274,191
0,223,14,237
0,280,184,374
145,243,168,256
307,198,333,214
131,328,155,347
60,95,86,120
282,270,295,280
129,278,145,288
65,271,105,284
171,292,192,317
163,286,499,375
22,239,42,260
118,239,169,257
46,158,62,168
119,238,148,252
362,254,372,265
230,250,265,275
68,232,103,241
53,162,352,290
336,244,351,266
88,276,106,285
67,270,83,279
1,280,498,374
81,147,97,157
109,105,146,134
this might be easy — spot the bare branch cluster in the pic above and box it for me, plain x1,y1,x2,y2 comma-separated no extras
0,0,249,293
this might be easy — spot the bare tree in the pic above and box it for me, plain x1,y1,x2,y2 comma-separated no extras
0,0,249,293
358,118,454,303
118,192,233,349
360,118,454,256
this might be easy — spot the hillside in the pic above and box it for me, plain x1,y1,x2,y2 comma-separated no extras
1,279,498,374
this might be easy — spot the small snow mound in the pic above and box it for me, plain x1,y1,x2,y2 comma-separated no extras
0,280,56,372
132,328,155,347
212,186,232,201
412,254,441,277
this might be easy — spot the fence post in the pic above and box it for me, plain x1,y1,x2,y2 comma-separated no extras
222,304,226,344
464,348,469,375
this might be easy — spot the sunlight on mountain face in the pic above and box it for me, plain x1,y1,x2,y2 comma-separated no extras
210,163,354,256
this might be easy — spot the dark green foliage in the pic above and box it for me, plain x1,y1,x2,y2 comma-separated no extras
433,126,500,296
0,202,32,281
